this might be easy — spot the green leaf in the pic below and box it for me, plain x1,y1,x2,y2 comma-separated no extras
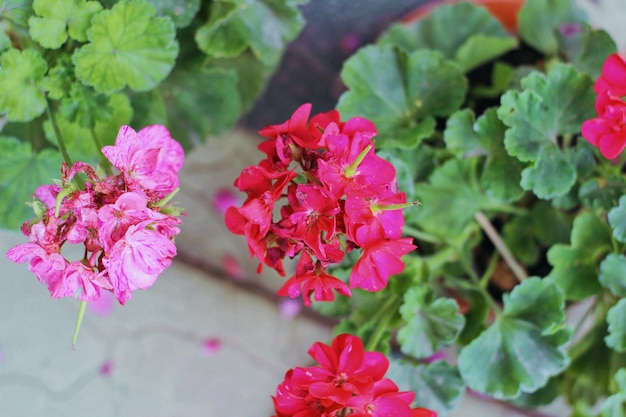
503,214,540,265
41,56,73,100
380,2,515,72
161,67,241,149
58,84,111,128
0,137,63,229
518,0,586,55
579,177,626,211
519,144,576,199
411,158,504,238
195,0,305,66
147,0,200,28
609,195,626,243
28,0,102,49
556,24,617,78
128,89,168,129
44,93,132,163
458,277,570,399
600,254,626,297
0,29,11,52
387,359,464,417
377,118,436,150
498,64,595,199
530,200,572,246
0,48,47,122
72,0,178,93
546,212,613,300
443,109,484,158
337,45,467,134
0,0,33,26
606,299,626,353
601,369,626,417
397,286,465,359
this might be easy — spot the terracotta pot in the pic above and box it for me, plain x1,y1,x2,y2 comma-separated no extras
400,0,525,33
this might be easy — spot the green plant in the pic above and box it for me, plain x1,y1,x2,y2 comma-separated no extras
0,0,307,229
310,0,626,415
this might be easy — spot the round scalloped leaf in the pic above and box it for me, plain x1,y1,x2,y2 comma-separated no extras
72,0,178,93
458,278,571,399
520,144,576,199
0,48,47,122
28,0,102,49
606,299,626,353
556,24,617,78
397,286,465,359
337,45,466,133
609,195,626,243
148,0,200,28
599,254,626,297
0,137,63,229
387,359,464,417
379,2,516,72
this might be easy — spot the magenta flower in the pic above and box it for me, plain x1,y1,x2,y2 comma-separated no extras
582,91,626,159
103,221,177,304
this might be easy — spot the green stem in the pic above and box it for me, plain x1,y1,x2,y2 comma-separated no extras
71,300,87,349
475,211,527,282
402,225,442,244
46,97,72,166
365,294,402,352
479,251,500,289
456,246,502,317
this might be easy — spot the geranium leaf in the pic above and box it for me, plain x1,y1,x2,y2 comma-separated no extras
546,212,613,300
72,0,178,93
147,0,200,28
0,137,63,229
411,158,504,237
609,196,626,243
195,0,305,66
458,278,571,399
518,0,585,55
556,24,617,78
443,109,484,157
387,359,464,417
377,118,436,150
498,64,595,199
397,286,465,359
503,214,540,265
28,0,102,49
0,48,47,122
579,177,626,211
520,145,576,199
58,84,111,128
601,369,626,417
380,2,515,72
160,67,241,149
41,56,73,100
606,299,626,353
599,254,626,297
0,0,33,26
531,200,572,246
337,45,466,133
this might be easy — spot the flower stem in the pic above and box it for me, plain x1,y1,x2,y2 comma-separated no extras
45,97,72,166
365,294,402,352
402,225,442,244
474,211,527,282
72,300,87,349
455,245,502,317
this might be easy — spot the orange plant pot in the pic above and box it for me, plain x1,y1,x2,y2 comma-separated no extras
400,0,525,33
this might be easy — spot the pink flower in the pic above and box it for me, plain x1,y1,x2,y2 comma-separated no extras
102,125,184,199
97,192,152,251
594,53,626,96
582,90,626,159
103,220,177,304
7,243,66,292
346,379,415,417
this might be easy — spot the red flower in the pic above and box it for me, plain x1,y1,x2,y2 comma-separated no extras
277,251,351,306
594,53,626,96
581,90,626,159
346,378,415,417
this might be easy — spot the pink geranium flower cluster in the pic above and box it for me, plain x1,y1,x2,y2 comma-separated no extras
6,125,184,305
225,104,416,305
582,53,626,159
272,334,437,417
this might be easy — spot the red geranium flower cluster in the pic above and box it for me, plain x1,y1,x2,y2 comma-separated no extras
271,334,437,417
6,125,185,305
225,104,416,305
582,53,626,159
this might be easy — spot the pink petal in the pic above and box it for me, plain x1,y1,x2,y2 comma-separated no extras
202,337,222,356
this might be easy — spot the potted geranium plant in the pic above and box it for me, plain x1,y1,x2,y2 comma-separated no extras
225,0,626,416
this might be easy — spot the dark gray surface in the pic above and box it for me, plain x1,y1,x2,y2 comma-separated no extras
241,0,431,128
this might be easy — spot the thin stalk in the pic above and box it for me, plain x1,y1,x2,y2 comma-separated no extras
456,247,502,317
45,97,72,165
71,300,87,349
402,225,442,244
365,294,402,352
475,211,527,282
479,251,500,289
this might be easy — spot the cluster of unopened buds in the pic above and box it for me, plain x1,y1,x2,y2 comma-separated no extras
7,125,184,305
226,104,417,305
582,53,626,159
272,334,437,417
